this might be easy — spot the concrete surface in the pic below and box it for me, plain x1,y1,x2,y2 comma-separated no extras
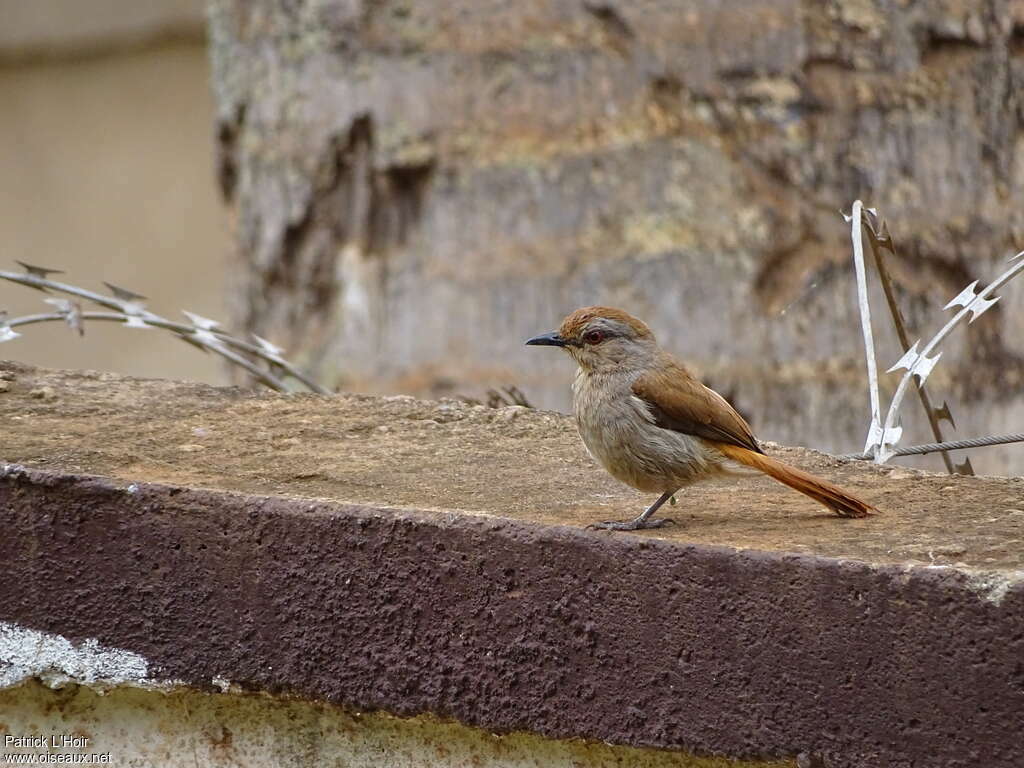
1,363,1022,767
0,360,1021,567
0,678,790,768
0,621,150,690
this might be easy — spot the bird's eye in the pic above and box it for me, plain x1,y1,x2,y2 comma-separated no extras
583,329,605,344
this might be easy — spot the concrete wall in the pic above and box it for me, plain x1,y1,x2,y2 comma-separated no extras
1,677,785,768
2,364,1023,768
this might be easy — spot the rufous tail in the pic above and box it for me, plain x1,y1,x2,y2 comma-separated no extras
713,443,877,519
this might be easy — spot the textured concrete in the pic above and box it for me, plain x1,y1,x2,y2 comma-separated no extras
0,364,1019,765
0,680,790,767
1,365,1023,767
2,362,1023,568
1,467,1022,767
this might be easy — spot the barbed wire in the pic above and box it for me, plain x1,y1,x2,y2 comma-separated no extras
843,201,1024,471
839,433,1024,461
2,263,1022,468
0,264,330,394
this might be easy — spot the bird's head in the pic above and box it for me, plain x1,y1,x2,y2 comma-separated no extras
525,306,657,372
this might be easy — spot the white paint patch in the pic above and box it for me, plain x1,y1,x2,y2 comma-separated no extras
0,620,151,690
964,570,1024,606
212,675,241,693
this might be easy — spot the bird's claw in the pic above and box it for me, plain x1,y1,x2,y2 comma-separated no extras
586,517,676,531
834,507,875,519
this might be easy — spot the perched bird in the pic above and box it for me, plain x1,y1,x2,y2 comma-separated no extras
526,306,877,530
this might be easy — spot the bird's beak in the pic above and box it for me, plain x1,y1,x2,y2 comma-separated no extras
525,331,567,348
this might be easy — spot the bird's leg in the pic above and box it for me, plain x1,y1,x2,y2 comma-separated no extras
587,490,678,531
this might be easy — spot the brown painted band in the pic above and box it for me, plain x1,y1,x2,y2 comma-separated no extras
1,465,1021,767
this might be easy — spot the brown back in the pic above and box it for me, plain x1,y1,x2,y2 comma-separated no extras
631,356,763,454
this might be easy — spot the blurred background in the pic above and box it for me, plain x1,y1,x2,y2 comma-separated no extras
0,0,227,383
2,0,1023,474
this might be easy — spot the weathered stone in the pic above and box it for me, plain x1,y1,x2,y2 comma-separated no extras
208,0,1024,473
1,363,1023,767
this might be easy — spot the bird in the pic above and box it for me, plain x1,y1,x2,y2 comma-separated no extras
526,306,877,530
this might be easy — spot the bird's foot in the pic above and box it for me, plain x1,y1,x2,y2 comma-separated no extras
586,517,676,531
834,507,876,519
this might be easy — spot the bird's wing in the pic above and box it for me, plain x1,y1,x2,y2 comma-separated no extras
632,362,763,454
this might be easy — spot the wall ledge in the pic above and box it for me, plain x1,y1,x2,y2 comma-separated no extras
2,362,1022,767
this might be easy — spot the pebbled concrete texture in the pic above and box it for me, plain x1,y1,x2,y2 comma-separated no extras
1,363,1023,767
2,361,1023,570
1,468,1022,767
